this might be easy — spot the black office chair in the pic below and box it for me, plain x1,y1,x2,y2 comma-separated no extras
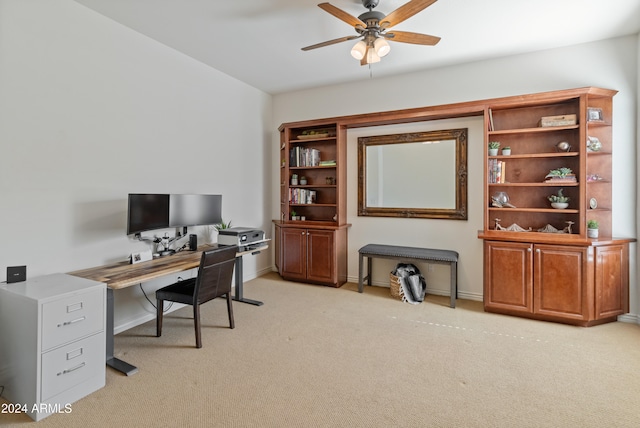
156,245,238,348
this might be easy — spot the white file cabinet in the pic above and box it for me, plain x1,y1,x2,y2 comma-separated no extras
0,273,106,421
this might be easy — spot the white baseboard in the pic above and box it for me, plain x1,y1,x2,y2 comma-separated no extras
345,274,483,302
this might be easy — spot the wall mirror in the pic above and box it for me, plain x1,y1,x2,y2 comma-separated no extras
358,128,467,219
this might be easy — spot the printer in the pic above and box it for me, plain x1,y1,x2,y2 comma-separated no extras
217,227,266,249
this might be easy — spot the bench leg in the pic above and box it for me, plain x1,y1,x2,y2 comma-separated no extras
358,253,364,293
450,261,457,308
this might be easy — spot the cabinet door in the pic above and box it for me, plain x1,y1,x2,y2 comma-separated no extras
484,241,533,313
306,229,335,284
594,244,628,319
280,227,307,280
534,245,588,320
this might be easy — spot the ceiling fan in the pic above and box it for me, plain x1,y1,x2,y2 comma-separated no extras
302,0,441,65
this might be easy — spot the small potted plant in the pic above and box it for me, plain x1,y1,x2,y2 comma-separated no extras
544,167,575,182
488,141,500,156
291,210,299,221
501,146,511,156
548,189,570,209
587,219,599,238
299,176,307,185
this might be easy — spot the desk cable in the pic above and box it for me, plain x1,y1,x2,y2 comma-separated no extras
139,281,181,313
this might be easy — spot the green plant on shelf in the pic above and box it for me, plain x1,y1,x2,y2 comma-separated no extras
545,167,573,179
548,189,570,203
488,141,500,149
587,219,599,229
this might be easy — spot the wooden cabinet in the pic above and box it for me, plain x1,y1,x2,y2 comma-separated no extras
484,240,629,326
274,223,348,287
479,87,633,326
274,119,349,287
0,274,106,421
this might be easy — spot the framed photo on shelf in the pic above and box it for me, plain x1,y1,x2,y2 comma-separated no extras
587,107,603,122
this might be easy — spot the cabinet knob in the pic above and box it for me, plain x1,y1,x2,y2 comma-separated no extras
528,248,532,252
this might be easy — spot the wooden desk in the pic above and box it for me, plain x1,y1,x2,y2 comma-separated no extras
69,243,268,376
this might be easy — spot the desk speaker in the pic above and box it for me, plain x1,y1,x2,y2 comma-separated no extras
189,234,197,251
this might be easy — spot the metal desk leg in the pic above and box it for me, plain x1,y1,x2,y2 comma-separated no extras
233,255,263,306
450,261,457,308
367,256,372,287
106,288,138,376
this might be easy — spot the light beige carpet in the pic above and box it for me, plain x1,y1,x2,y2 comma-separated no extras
2,272,640,427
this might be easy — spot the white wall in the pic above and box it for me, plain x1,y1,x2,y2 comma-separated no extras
273,36,639,317
0,0,273,332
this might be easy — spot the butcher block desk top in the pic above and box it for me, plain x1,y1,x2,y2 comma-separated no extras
69,243,268,290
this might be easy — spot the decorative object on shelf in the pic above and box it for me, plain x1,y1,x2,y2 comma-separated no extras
538,224,560,233
544,167,576,182
555,141,571,152
537,221,574,234
587,219,599,238
586,173,603,182
501,146,511,156
291,174,298,185
488,141,500,156
325,176,335,185
587,136,602,152
494,218,531,232
291,210,299,221
589,198,598,209
300,216,306,221
299,176,307,185
491,191,515,208
587,107,604,122
297,129,330,139
548,188,570,209
539,114,577,127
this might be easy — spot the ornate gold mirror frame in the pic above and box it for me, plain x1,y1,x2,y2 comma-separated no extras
358,128,468,219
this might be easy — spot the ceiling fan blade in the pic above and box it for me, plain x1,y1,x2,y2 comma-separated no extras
380,0,438,29
302,35,361,51
384,31,441,46
318,2,366,28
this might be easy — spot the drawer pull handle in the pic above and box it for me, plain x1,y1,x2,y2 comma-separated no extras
58,316,86,327
57,362,85,376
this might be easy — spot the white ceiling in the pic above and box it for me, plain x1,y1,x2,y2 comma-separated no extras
73,0,640,95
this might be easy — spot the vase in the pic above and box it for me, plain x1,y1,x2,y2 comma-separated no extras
502,149,511,156
587,228,599,238
488,148,498,156
551,202,569,209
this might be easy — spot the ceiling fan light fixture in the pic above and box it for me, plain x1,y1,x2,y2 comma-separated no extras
373,37,390,57
350,40,367,60
366,47,381,64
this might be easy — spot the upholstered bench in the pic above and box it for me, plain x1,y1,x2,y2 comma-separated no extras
358,244,459,308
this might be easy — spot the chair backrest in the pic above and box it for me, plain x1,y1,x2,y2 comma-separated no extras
193,245,238,304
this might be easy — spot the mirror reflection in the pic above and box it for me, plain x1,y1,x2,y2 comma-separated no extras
358,129,468,219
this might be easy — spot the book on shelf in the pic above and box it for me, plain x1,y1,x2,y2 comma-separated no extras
488,159,506,184
319,160,336,166
488,108,494,131
289,147,321,167
544,175,576,183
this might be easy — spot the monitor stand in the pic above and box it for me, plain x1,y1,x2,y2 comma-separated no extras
158,249,175,257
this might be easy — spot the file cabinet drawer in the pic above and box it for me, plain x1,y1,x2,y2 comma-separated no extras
41,288,104,351
40,332,105,401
